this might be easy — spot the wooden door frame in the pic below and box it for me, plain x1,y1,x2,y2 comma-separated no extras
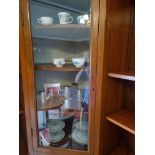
19,0,105,154
19,0,34,155
93,0,107,155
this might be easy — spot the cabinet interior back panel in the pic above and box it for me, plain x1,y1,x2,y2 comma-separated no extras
32,38,89,64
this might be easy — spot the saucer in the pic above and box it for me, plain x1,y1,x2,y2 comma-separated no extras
74,120,88,131
72,128,88,145
48,119,65,132
50,130,65,143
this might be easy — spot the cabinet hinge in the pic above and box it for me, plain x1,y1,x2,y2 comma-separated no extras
95,63,98,77
31,128,33,137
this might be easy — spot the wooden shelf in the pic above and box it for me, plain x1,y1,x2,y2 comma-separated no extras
108,72,135,81
34,63,85,72
32,24,90,42
109,143,134,155
106,109,135,135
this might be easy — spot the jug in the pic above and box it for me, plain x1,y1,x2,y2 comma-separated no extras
77,14,89,24
58,12,73,24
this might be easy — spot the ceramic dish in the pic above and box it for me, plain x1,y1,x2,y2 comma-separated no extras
74,120,88,131
48,119,65,132
72,128,88,145
50,130,65,143
53,58,65,67
72,57,85,68
37,16,54,25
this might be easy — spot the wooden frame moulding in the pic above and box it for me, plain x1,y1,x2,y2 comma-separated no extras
93,0,107,155
20,0,33,154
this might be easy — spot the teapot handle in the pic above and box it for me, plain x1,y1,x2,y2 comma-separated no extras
68,16,73,23
37,18,42,24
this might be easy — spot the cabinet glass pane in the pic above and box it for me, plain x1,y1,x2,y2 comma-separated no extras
29,0,91,151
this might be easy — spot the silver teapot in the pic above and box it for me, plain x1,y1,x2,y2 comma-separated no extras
62,83,82,110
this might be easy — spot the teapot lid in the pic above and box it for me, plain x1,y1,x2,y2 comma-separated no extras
72,82,78,87
63,84,72,88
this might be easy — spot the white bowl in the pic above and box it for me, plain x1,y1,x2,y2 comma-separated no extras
53,58,65,67
72,58,85,68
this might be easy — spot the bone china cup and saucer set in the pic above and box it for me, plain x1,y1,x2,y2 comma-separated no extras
37,13,90,25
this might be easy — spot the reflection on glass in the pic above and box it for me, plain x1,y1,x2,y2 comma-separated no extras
29,0,91,151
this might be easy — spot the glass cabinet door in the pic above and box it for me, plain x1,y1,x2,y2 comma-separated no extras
29,0,91,151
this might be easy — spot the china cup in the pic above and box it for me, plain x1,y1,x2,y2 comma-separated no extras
72,57,85,68
77,14,89,24
37,16,53,25
53,58,65,67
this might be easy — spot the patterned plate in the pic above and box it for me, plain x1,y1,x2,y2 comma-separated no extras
72,128,88,145
50,130,65,143
48,119,65,132
74,120,88,131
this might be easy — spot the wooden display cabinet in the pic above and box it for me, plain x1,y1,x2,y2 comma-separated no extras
20,0,101,155
19,0,135,155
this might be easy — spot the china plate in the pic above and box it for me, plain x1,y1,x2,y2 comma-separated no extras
74,120,88,131
50,130,65,143
72,128,88,145
48,119,65,132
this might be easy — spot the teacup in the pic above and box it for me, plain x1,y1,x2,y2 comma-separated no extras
53,58,65,67
77,14,89,24
58,12,73,24
37,16,53,25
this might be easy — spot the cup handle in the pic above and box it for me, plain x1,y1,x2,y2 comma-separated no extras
60,97,65,104
68,16,73,23
37,18,42,24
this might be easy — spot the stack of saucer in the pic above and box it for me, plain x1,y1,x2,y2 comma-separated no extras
72,120,88,145
48,119,65,143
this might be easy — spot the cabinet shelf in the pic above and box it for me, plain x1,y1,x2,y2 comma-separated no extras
109,143,134,155
33,24,90,29
34,63,85,72
106,109,135,135
108,72,135,81
32,24,90,42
